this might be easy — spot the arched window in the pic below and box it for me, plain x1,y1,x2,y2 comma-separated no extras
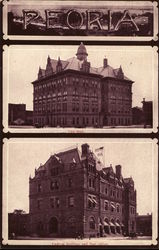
49,217,58,234
89,217,95,230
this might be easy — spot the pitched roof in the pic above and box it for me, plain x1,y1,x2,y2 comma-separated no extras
40,69,45,76
49,58,69,72
36,45,132,82
57,147,81,165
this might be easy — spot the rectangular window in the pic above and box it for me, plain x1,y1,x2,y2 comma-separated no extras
68,178,72,187
104,201,108,210
117,204,120,213
56,197,60,208
50,197,54,208
68,196,74,207
37,199,42,209
37,183,42,193
50,168,59,176
89,178,92,187
50,180,59,190
111,202,115,212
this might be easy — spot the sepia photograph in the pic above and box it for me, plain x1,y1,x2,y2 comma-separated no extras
3,0,158,41
2,138,158,246
3,44,158,133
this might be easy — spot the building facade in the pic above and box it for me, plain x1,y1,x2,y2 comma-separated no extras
32,43,133,128
29,144,137,238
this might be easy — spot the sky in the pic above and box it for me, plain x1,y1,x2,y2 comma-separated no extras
6,138,156,215
6,45,155,110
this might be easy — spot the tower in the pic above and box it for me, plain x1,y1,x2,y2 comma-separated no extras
76,42,88,61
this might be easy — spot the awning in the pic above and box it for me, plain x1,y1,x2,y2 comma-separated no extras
111,203,116,209
115,222,121,227
103,221,109,226
72,158,76,163
120,223,125,227
92,197,97,204
88,197,93,202
109,222,115,227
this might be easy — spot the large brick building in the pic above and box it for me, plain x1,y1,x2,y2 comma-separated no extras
29,143,136,238
32,43,133,128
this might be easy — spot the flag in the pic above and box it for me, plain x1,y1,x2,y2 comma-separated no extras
95,146,104,157
72,158,76,164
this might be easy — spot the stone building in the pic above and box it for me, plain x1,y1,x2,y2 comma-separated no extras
29,143,137,238
32,43,133,128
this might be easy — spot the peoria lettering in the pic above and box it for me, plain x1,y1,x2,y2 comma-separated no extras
22,9,140,31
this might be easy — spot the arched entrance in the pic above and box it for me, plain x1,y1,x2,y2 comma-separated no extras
104,218,110,234
110,219,116,234
67,217,77,238
49,217,58,234
116,219,121,234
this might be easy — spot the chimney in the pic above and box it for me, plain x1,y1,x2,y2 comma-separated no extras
115,165,122,178
103,58,108,68
81,143,90,157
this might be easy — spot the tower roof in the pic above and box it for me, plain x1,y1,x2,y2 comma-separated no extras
76,42,88,61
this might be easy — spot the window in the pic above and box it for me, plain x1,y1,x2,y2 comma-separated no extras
68,196,74,207
68,178,72,187
72,117,75,125
88,195,97,208
116,190,119,198
63,103,67,112
37,183,42,193
117,204,120,213
50,180,59,190
89,178,92,187
50,168,59,176
76,117,79,125
89,217,95,230
56,197,60,208
37,199,42,210
92,179,95,188
104,201,108,210
111,202,115,212
105,187,108,195
50,197,54,208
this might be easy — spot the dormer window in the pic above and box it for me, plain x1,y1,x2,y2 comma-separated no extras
56,57,62,73
37,183,42,193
